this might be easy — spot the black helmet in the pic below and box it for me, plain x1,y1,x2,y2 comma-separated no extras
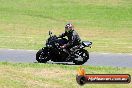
65,23,74,33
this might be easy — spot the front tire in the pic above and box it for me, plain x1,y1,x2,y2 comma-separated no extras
36,49,49,63
73,49,89,65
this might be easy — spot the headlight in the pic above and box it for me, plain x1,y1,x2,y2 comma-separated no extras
46,44,52,47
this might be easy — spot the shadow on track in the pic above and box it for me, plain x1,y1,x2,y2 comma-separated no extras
34,61,77,65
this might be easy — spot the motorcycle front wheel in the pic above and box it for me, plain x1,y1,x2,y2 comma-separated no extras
36,49,49,63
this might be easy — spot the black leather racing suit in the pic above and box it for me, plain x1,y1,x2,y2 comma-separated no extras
59,30,81,49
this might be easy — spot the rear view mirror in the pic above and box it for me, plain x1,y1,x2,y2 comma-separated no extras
49,31,52,35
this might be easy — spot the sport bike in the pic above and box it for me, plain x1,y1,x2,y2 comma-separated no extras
36,31,92,65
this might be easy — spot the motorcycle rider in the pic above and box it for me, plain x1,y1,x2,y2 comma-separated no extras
58,23,81,57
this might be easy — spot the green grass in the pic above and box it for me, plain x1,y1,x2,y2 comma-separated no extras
0,1,132,87
0,62,132,88
0,0,132,53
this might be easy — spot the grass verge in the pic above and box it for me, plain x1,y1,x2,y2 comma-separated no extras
0,0,132,53
0,62,132,88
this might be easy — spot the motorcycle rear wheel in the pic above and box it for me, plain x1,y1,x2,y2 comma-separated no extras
73,49,89,65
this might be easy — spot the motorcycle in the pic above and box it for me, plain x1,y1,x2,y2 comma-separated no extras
36,31,92,65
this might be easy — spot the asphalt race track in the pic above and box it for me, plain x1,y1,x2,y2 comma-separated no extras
0,49,132,68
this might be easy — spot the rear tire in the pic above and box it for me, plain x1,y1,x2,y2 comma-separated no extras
36,49,49,63
73,49,89,65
